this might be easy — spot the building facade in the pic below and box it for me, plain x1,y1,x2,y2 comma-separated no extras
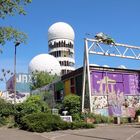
5,73,31,103
61,66,140,117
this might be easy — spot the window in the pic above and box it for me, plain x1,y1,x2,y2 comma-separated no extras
70,78,75,93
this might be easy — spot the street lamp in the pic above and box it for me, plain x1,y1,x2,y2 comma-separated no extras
14,42,20,105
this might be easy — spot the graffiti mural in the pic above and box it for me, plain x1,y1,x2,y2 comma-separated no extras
123,96,140,109
91,71,140,117
91,96,108,109
93,108,109,116
4,73,31,103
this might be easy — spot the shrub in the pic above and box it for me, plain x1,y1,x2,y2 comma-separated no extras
80,112,113,124
14,95,50,125
20,113,64,132
19,112,95,132
0,98,16,127
63,95,81,121
72,113,81,121
70,122,95,129
0,116,6,126
120,117,129,124
93,114,113,124
0,98,15,117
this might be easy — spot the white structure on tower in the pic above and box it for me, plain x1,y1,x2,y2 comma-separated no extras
48,22,75,75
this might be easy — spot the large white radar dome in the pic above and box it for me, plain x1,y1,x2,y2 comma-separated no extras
29,54,61,76
48,22,75,41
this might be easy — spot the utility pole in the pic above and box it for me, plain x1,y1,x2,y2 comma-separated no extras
14,42,20,106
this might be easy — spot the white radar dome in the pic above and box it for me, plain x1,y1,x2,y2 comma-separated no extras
103,65,109,67
29,54,61,76
48,22,75,41
118,65,127,69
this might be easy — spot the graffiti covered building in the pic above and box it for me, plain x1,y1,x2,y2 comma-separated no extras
5,73,31,103
61,66,140,117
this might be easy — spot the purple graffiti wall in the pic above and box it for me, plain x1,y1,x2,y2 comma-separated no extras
90,70,140,117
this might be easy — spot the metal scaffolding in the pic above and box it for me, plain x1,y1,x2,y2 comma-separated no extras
82,38,140,113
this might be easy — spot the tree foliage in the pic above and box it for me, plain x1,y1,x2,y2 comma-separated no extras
0,26,27,45
30,71,59,90
0,0,31,47
0,0,32,18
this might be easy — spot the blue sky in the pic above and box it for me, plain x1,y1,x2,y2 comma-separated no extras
0,0,140,90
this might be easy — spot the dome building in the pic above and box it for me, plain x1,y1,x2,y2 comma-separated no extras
28,54,61,76
48,22,75,75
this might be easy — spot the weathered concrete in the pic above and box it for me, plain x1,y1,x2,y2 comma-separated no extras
0,124,140,140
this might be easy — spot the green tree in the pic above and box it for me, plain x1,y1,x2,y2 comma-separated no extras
0,0,31,50
0,26,27,46
30,71,59,90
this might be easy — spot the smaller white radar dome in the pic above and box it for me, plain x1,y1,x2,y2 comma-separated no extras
48,22,75,41
90,64,99,67
118,65,127,69
103,65,109,68
29,54,61,76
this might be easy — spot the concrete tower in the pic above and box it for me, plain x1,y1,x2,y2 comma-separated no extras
48,22,75,75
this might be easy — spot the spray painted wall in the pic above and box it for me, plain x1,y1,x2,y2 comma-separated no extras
5,73,31,103
90,70,140,117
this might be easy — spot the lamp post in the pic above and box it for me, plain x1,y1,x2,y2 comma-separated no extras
14,42,20,106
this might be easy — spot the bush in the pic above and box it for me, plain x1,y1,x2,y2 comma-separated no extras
20,112,95,132
0,116,6,126
0,98,16,127
63,95,81,121
20,113,64,132
0,98,15,117
72,113,81,121
14,95,50,125
120,117,129,124
70,122,95,129
80,113,113,124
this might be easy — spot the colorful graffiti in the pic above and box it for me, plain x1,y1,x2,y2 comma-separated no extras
93,108,108,116
4,73,31,103
91,71,140,117
91,96,108,109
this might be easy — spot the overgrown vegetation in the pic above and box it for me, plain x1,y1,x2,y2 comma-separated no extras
81,113,114,124
1,93,139,132
0,98,15,127
0,94,96,132
62,94,81,121
20,112,95,132
15,95,50,126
